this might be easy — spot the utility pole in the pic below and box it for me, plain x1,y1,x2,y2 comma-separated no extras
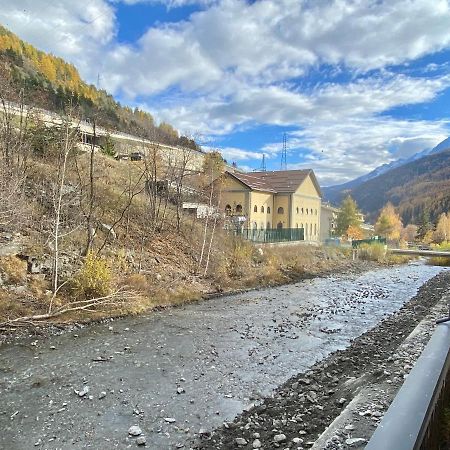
280,132,287,171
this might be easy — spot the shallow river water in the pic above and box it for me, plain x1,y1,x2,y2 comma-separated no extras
0,262,444,449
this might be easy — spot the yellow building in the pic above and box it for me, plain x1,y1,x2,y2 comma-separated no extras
222,169,322,241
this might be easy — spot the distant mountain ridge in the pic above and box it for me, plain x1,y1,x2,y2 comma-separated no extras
323,136,450,206
347,149,450,224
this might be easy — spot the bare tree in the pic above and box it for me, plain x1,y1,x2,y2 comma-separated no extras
0,75,35,230
50,113,80,296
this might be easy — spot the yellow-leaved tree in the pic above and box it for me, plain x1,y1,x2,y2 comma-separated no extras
434,213,450,243
375,203,403,242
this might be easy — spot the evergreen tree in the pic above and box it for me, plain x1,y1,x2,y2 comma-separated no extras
416,208,432,240
335,195,361,237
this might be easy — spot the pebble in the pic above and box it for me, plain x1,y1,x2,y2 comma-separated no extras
274,434,287,442
253,439,262,448
98,391,107,399
177,387,185,394
235,437,248,446
164,417,176,423
77,386,89,397
128,425,142,436
136,436,146,446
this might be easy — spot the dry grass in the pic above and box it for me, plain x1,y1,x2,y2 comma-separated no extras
0,256,27,284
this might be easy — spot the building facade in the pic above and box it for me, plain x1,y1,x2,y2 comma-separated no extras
320,203,339,241
222,169,322,242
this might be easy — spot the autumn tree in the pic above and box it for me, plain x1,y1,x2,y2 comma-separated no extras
346,224,364,240
401,224,418,243
335,196,361,237
434,213,450,243
375,203,403,241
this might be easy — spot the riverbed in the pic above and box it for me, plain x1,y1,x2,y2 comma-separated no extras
0,262,444,449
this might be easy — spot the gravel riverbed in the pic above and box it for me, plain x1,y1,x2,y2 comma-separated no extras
0,262,446,449
195,269,450,450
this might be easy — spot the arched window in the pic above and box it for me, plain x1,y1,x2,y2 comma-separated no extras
267,206,271,214
277,207,284,214
277,222,283,229
296,207,299,214
267,222,271,229
236,204,243,213
306,208,309,215
301,208,304,214
254,205,258,213
310,223,313,235
225,204,231,215
261,206,264,213
314,223,317,235
311,208,313,215
296,223,299,228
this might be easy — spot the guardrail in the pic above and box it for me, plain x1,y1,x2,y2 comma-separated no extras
390,248,450,257
365,320,450,450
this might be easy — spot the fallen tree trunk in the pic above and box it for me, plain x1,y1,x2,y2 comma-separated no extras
0,289,135,329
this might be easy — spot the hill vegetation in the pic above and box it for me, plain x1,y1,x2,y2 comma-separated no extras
330,149,450,224
0,24,198,149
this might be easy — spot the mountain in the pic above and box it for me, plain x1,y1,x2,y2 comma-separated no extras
323,136,450,205
0,24,198,150
336,149,450,224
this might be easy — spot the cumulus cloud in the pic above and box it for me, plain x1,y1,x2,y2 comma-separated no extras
2,0,450,184
281,118,449,186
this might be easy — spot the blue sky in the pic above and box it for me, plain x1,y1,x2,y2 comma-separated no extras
1,0,450,185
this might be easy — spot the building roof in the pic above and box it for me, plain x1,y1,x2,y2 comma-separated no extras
227,169,322,196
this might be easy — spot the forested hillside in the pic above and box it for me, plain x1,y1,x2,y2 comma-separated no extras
349,149,450,224
0,24,198,149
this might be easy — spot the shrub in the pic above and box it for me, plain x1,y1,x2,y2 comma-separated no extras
0,256,27,284
358,243,386,262
228,238,254,278
71,252,112,299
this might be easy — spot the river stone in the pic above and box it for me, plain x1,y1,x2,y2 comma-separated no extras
77,386,89,397
164,417,176,423
136,436,146,446
128,425,142,436
235,437,248,446
274,434,287,442
253,439,262,448
345,437,366,446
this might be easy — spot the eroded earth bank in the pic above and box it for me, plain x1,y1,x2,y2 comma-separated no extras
0,262,448,450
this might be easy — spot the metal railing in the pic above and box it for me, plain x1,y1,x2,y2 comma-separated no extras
366,320,450,450
234,228,305,243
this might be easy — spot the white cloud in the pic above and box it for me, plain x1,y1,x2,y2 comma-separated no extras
282,118,449,186
0,0,116,79
3,0,450,185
